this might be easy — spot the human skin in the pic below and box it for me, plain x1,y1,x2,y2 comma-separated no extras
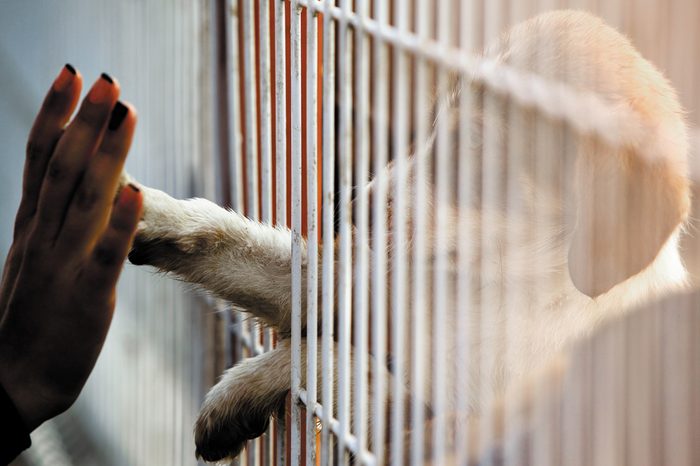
0,65,142,431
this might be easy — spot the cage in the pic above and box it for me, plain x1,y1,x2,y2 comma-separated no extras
216,0,700,465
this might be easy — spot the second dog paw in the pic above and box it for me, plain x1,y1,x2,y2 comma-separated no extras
193,383,286,462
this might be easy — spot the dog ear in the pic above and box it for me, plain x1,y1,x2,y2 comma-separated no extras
490,9,691,297
568,141,689,298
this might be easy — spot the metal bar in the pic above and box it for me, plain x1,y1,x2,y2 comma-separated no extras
225,0,244,212
290,0,304,464
431,0,454,461
390,0,409,463
370,0,389,462
320,0,337,464
259,0,273,225
275,0,287,227
454,1,476,463
273,0,286,453
256,0,275,463
335,0,354,461
242,0,260,220
306,4,320,465
410,0,431,462
273,17,287,466
353,0,371,457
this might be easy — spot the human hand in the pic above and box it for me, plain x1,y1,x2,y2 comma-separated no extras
0,65,141,431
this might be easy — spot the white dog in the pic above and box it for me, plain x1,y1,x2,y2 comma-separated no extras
124,10,690,463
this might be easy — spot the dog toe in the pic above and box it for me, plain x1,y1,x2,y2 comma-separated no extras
128,236,183,267
193,407,271,462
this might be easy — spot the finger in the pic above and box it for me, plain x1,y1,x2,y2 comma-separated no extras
80,184,142,298
15,64,82,238
33,73,120,243
58,101,137,252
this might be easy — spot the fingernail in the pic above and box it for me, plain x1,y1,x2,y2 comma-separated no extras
52,64,76,92
108,101,129,130
117,183,142,209
87,73,115,104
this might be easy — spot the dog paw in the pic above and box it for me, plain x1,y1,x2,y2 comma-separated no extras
124,184,207,268
193,377,286,462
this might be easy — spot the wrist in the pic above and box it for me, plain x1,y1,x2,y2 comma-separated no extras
0,341,69,432
0,380,32,463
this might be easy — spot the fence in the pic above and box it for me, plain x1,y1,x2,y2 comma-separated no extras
218,0,700,465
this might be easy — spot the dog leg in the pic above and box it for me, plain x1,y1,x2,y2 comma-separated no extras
124,176,311,335
193,337,412,463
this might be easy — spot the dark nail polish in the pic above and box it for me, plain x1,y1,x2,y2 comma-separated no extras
127,183,140,193
65,63,76,75
101,72,114,84
108,101,129,130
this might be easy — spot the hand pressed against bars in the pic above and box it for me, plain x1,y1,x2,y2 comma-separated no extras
126,10,690,464
0,66,141,432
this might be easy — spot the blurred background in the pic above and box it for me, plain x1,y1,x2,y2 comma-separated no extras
1,1,700,465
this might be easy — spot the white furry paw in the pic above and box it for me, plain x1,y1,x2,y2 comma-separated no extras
126,187,210,267
193,363,287,462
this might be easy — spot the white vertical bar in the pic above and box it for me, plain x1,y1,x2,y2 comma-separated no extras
242,0,260,220
371,0,389,462
273,0,287,456
258,1,275,462
480,1,503,465
390,0,409,464
227,0,244,212
175,7,186,462
182,3,194,462
290,0,304,464
353,0,370,458
272,18,287,465
163,2,174,461
320,0,337,464
410,0,430,463
336,0,354,462
275,0,287,227
455,1,476,464
169,4,178,459
432,0,453,460
306,4,320,465
259,0,273,225
273,0,287,447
